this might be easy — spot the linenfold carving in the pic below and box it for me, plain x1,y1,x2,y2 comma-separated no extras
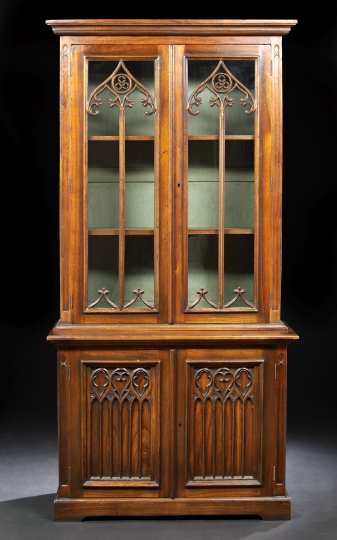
87,60,157,116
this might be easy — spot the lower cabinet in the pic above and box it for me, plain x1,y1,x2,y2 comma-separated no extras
55,345,289,520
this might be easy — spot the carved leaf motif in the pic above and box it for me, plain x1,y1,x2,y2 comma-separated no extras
132,369,150,399
111,368,131,402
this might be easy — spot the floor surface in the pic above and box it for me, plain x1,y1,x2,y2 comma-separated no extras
0,425,336,540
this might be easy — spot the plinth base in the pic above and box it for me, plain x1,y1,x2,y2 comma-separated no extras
54,494,291,521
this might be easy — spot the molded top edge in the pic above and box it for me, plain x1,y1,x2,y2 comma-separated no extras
45,19,298,36
46,19,298,25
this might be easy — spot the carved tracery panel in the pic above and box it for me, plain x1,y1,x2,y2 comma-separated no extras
84,362,159,486
187,362,263,484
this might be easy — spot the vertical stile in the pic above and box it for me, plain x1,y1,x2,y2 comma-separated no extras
154,57,160,313
138,399,142,478
218,109,225,309
119,111,125,310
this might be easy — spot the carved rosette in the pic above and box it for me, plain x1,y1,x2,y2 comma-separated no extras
87,59,157,116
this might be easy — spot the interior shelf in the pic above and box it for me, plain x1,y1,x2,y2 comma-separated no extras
88,135,253,141
88,228,154,235
188,135,254,140
88,136,154,141
188,228,254,235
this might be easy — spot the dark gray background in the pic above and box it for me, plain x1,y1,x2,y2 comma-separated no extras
0,11,336,539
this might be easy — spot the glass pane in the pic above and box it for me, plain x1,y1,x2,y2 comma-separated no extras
88,141,119,229
188,140,219,229
224,235,254,307
88,236,119,308
223,60,255,136
225,140,254,229
188,235,218,308
125,141,154,230
124,235,154,309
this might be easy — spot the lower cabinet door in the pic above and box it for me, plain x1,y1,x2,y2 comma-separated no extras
67,349,170,498
176,348,281,499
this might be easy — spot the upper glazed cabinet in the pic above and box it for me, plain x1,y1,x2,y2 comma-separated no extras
55,22,294,325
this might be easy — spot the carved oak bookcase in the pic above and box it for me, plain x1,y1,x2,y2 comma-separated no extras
46,19,298,521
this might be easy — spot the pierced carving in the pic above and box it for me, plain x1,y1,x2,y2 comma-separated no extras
124,287,155,310
88,286,155,311
187,286,254,311
186,288,219,310
87,59,156,116
87,287,118,310
224,287,254,309
187,59,256,116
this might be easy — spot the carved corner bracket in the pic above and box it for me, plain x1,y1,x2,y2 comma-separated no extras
87,59,157,116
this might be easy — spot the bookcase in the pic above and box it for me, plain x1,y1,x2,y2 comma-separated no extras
46,19,298,521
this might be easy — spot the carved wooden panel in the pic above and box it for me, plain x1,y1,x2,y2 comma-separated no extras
83,361,160,487
186,360,263,486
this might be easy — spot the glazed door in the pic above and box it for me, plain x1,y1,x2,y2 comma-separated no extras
68,44,170,323
174,44,275,323
175,348,284,499
66,349,170,499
